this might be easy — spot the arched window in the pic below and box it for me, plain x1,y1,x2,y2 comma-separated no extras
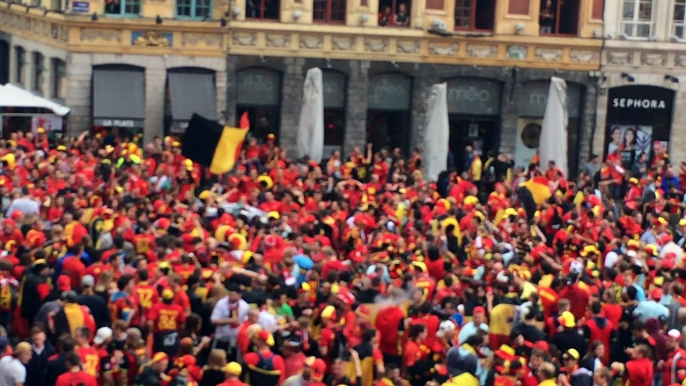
322,70,347,154
236,67,282,143
366,73,412,154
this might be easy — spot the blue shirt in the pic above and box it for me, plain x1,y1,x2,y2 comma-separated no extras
457,321,489,344
633,300,669,322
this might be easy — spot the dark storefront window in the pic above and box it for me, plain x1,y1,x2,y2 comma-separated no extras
92,65,146,141
236,68,281,143
52,59,66,101
366,73,412,154
515,80,584,175
313,0,346,23
322,70,347,155
604,85,674,167
15,46,25,86
32,52,44,94
444,77,502,174
539,0,580,35
454,0,495,31
0,41,9,85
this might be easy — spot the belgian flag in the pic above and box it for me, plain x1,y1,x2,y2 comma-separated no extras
182,112,249,174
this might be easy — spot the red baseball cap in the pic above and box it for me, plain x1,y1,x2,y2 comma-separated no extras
651,287,663,301
57,275,71,292
473,306,486,315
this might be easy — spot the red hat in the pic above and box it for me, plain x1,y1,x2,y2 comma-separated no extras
336,291,355,306
473,306,486,315
651,287,663,301
348,250,365,264
309,358,326,381
3,218,16,228
57,275,71,291
532,341,549,352
10,210,23,221
355,304,371,319
662,259,675,270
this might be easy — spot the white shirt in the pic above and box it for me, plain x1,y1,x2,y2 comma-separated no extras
210,297,250,340
604,251,619,268
258,310,278,332
0,356,26,386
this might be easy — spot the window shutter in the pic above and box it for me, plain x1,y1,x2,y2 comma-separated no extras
592,0,604,20
508,0,529,15
426,0,444,11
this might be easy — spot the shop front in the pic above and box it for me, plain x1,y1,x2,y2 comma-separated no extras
444,77,502,173
366,73,413,154
603,85,675,168
322,70,347,157
92,65,146,142
165,68,218,136
235,67,282,143
515,80,583,174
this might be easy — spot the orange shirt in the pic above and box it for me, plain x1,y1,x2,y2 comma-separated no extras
133,282,159,314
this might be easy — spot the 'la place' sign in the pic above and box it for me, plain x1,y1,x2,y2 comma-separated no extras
613,98,667,109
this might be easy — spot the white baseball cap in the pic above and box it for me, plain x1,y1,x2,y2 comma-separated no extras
93,327,113,345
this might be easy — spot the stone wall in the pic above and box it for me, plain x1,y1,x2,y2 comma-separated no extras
226,56,598,172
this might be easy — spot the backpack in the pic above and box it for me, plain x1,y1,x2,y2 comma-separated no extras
168,374,191,386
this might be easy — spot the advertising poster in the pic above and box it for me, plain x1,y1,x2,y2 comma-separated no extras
606,124,652,162
31,116,63,134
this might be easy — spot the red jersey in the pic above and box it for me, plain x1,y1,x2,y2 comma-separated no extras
61,256,86,289
375,305,406,356
133,282,159,314
134,234,155,255
56,370,98,386
148,302,186,333
85,262,109,284
76,346,101,378
415,276,436,302
625,357,653,386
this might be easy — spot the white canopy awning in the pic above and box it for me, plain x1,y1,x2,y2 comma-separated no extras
0,84,70,116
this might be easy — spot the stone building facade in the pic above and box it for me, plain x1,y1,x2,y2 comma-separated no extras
0,0,603,173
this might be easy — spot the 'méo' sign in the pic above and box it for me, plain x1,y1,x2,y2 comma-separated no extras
445,78,502,116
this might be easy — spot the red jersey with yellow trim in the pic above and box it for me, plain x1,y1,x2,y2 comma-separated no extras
76,346,101,378
148,302,186,334
133,282,159,315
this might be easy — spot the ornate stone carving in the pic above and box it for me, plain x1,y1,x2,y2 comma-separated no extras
42,22,50,36
466,44,496,58
265,33,290,48
181,33,222,47
299,35,323,49
428,42,458,55
675,55,686,67
60,27,69,41
364,38,388,52
51,23,58,39
332,36,356,51
232,32,256,46
570,50,598,63
506,45,527,59
396,40,420,54
32,20,42,35
606,51,631,65
534,48,562,61
641,52,666,66
80,28,121,43
132,31,171,47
